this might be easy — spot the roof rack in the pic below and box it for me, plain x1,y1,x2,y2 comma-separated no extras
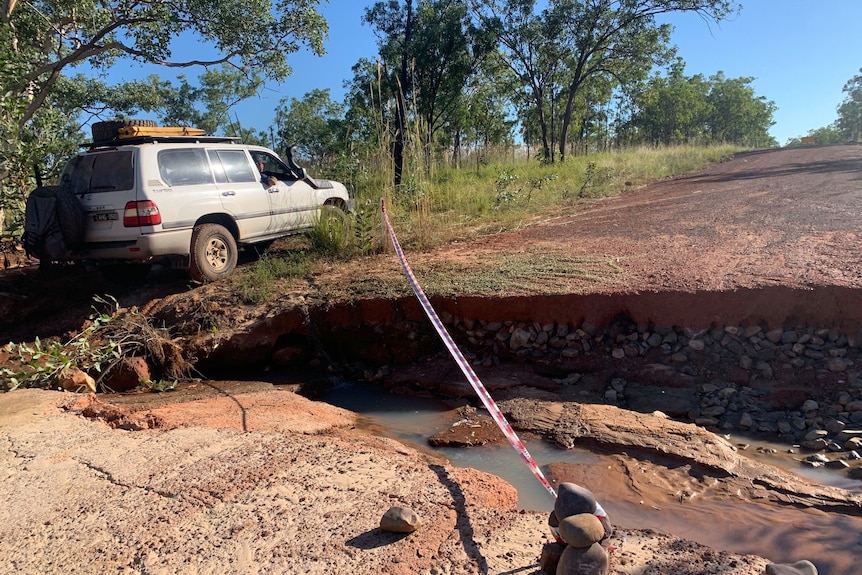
84,135,243,148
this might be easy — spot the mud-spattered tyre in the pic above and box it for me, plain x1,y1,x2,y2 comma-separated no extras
188,224,238,283
91,119,157,143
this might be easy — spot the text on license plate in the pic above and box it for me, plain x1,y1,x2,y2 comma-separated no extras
92,212,119,222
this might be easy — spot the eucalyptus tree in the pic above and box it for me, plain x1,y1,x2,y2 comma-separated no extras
363,0,486,186
706,72,776,147
471,0,739,162
2,0,327,130
274,88,346,172
629,59,711,145
471,0,567,162
836,69,862,142
0,0,328,233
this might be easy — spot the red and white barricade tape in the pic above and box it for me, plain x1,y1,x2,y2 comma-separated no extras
381,200,557,501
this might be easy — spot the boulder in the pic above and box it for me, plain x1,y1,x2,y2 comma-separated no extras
556,543,608,575
103,356,151,392
55,367,96,393
554,482,597,520
379,506,421,533
558,513,604,548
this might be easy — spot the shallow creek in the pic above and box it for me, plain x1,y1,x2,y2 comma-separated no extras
320,380,862,575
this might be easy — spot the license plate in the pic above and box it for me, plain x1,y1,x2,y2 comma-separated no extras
92,212,119,222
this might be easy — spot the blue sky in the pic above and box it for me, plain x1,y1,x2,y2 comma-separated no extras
106,1,861,146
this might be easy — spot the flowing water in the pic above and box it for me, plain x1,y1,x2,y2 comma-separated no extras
320,380,862,575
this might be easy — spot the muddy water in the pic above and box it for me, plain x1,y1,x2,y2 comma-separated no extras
321,381,862,575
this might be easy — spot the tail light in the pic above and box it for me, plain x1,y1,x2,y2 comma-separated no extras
123,201,162,226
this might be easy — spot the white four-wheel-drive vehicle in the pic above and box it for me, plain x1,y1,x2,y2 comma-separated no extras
23,120,354,282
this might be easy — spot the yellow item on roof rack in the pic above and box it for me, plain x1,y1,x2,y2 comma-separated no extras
118,126,207,138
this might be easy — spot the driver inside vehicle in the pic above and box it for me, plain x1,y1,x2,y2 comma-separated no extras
254,157,279,188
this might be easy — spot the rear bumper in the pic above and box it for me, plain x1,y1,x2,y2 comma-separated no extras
78,229,192,261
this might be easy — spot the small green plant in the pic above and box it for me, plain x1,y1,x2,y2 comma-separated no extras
494,169,518,207
307,205,354,256
352,198,382,255
140,378,178,392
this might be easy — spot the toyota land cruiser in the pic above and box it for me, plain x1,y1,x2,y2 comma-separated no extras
24,121,354,282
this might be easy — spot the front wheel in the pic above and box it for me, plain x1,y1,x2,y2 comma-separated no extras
188,224,238,283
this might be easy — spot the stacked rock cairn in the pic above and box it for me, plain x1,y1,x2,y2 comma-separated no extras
540,482,613,575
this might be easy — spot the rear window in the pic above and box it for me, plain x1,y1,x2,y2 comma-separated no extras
63,151,134,193
158,149,213,186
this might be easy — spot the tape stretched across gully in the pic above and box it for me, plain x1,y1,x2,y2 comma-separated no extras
380,200,557,500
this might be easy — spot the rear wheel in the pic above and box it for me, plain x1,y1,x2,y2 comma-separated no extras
188,224,238,283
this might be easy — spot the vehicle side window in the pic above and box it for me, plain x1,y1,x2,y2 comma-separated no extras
207,150,228,184
209,150,257,183
158,149,213,186
63,151,134,194
252,152,298,181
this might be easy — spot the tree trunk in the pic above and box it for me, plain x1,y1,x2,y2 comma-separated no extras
393,0,413,188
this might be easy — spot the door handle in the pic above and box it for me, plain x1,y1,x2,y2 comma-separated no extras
222,190,236,196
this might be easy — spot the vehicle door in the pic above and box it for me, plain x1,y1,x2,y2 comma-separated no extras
252,152,317,231
152,148,224,233
206,149,273,239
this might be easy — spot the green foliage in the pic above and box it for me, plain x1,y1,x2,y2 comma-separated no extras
785,126,843,147
473,0,738,161
836,68,862,142
140,379,178,392
2,295,190,392
236,251,312,304
623,64,776,148
274,89,346,171
102,69,265,136
307,206,356,257
352,199,384,255
2,296,120,391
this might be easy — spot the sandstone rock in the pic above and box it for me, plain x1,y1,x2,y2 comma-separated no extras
558,513,604,548
556,542,609,575
765,560,818,575
379,506,421,533
801,438,829,451
554,482,597,520
103,356,151,392
804,429,828,441
55,367,96,393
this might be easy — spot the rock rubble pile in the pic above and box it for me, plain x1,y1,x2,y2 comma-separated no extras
448,314,862,480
